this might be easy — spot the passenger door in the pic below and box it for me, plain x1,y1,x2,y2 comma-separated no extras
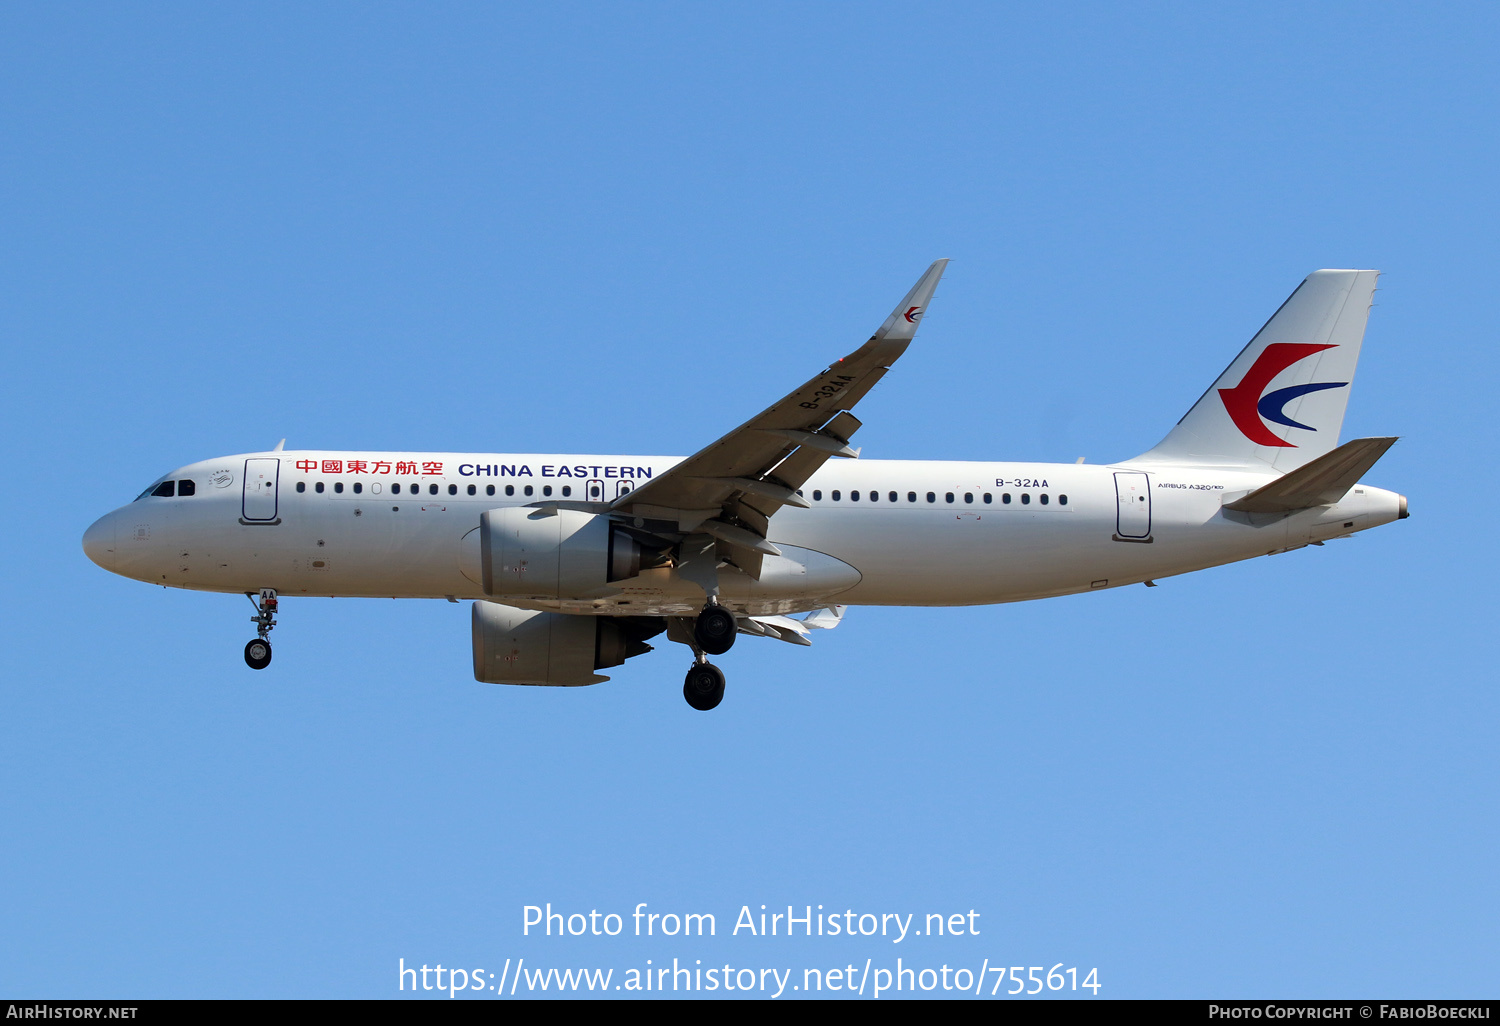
242,458,280,523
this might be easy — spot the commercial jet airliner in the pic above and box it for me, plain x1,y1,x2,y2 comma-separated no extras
83,262,1406,709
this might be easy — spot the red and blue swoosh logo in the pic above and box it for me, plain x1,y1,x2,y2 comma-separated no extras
1218,343,1348,448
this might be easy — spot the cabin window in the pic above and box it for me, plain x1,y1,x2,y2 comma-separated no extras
1002,493,1012,504
315,482,325,494
353,483,362,494
813,490,822,501
850,490,859,501
1021,493,1031,505
524,485,533,496
831,490,841,501
1059,494,1068,506
391,483,401,494
296,481,306,493
503,485,512,496
964,492,973,503
908,491,917,502
448,484,458,495
983,493,992,504
945,492,954,503
334,482,344,494
428,483,439,495
888,491,897,502
926,492,935,503
1040,493,1049,505
562,485,572,497
542,485,553,497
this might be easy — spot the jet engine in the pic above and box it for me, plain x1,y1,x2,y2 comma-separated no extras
471,600,662,686
479,507,668,602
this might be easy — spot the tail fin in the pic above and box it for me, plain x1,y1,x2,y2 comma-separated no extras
1132,270,1380,472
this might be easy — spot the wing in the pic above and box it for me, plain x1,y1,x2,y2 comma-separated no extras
610,259,949,573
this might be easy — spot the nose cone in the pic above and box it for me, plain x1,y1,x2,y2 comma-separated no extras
82,512,117,570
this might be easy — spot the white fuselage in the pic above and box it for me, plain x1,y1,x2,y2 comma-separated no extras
83,450,1405,616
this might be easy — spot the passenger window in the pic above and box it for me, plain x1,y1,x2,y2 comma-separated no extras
178,480,196,496
334,482,344,494
964,492,973,503
888,491,897,502
850,490,859,501
908,492,916,502
542,485,553,497
296,481,306,493
983,493,992,504
504,485,513,496
486,485,495,496
429,483,439,495
151,481,175,498
945,492,954,503
813,490,822,501
1040,493,1049,505
392,483,401,494
562,485,571,497
1022,493,1031,505
353,483,363,494
926,492,935,503
524,485,533,496
315,482,325,494
1003,493,1012,504
467,484,476,496
832,490,841,501
448,484,457,495
1059,494,1068,506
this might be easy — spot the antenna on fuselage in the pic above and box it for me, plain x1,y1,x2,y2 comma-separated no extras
272,439,286,452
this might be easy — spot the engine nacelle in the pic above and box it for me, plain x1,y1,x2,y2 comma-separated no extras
471,600,659,686
480,507,657,601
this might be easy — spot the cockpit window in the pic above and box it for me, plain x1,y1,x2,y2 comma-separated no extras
152,480,176,497
178,479,196,496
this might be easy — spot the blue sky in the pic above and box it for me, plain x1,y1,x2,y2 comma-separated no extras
2,2,1495,999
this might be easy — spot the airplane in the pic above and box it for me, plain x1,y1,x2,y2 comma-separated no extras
82,262,1407,710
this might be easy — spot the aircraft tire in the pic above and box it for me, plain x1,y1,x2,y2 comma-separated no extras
683,663,725,711
244,638,272,670
693,606,737,656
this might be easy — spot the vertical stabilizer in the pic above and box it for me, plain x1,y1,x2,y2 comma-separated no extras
1131,270,1379,472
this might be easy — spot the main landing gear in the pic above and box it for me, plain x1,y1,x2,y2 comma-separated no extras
683,660,726,712
692,601,736,656
680,601,736,710
244,588,277,670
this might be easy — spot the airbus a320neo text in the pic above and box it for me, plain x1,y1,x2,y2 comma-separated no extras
84,262,1407,710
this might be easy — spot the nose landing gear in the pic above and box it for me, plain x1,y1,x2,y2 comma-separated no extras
244,589,277,669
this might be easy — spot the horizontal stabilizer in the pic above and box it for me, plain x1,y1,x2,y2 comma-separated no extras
1223,436,1398,513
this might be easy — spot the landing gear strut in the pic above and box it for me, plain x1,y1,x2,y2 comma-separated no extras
693,601,737,656
683,659,726,711
244,588,277,670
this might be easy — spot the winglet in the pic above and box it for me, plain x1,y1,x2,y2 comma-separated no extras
871,259,949,343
